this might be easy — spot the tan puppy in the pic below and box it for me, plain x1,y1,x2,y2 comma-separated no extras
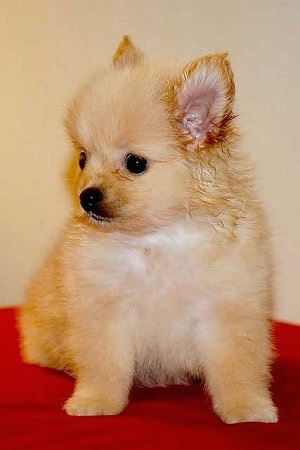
18,36,278,423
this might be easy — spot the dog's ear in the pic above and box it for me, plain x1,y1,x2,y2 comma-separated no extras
172,53,235,149
113,35,144,68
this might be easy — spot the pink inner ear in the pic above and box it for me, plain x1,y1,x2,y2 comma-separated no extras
182,100,210,141
178,86,218,144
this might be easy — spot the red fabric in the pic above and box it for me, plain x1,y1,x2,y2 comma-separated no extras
1,308,299,449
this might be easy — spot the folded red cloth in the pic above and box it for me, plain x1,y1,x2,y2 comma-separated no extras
1,308,299,449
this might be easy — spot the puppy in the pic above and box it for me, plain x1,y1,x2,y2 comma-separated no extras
18,36,278,423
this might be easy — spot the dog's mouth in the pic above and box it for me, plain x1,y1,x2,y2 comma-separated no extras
86,212,115,224
80,210,137,232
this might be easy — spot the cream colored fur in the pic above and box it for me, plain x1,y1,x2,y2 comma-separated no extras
18,36,278,423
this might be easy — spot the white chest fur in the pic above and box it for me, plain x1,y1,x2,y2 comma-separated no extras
76,223,213,302
73,222,219,324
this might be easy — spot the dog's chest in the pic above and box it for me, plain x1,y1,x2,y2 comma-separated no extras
79,224,216,316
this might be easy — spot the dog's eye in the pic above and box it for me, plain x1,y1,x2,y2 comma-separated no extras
124,153,148,175
79,151,87,170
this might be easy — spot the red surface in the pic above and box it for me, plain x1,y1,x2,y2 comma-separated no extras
1,308,299,450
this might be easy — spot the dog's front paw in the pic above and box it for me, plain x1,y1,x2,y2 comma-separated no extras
63,391,127,416
215,396,278,424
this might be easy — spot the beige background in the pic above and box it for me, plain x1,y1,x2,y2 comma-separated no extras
1,0,299,324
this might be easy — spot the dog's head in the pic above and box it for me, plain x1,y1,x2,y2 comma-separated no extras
65,36,238,233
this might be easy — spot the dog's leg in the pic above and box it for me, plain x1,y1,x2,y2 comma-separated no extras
18,279,68,371
63,309,134,416
199,312,278,424
18,305,66,370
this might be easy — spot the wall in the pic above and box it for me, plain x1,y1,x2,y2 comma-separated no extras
1,0,299,323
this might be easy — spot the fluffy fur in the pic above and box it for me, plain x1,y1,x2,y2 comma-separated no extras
18,36,278,423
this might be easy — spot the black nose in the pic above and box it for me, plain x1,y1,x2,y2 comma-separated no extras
79,187,104,215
